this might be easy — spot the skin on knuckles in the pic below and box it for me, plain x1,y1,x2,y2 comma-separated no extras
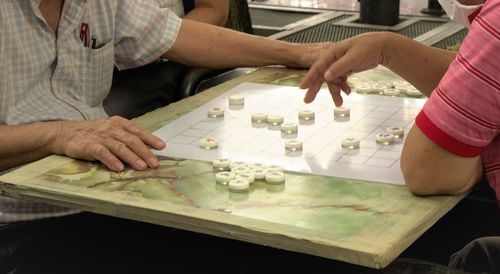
56,117,163,172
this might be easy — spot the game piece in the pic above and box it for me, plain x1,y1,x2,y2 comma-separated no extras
371,84,386,94
215,171,235,185
231,166,251,174
207,107,224,118
229,161,248,169
228,179,250,192
378,80,394,88
334,106,350,118
393,80,408,86
280,122,298,134
376,133,395,145
265,171,285,185
228,95,244,105
212,158,230,171
267,165,284,173
407,88,424,97
236,173,255,184
386,127,404,139
394,85,409,93
251,112,268,123
355,84,373,94
199,138,218,150
250,168,268,180
298,110,315,121
285,139,303,152
248,163,267,170
383,88,400,97
267,114,284,126
341,137,360,149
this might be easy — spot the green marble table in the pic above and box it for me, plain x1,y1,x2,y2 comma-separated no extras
0,67,463,269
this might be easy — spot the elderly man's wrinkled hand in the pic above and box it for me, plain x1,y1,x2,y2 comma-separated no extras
51,116,166,172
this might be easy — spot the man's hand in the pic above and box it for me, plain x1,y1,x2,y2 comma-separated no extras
299,32,390,106
51,116,166,172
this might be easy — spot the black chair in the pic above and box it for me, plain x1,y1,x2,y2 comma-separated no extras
104,0,254,119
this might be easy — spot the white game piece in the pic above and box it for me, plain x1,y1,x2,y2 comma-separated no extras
285,139,303,152
199,138,218,150
407,88,424,97
386,127,404,139
267,165,284,173
229,161,248,169
355,84,373,94
378,80,394,88
371,84,386,94
376,133,395,145
248,163,267,170
383,88,400,97
207,107,224,118
265,171,285,185
280,122,298,134
212,158,230,171
393,80,409,86
394,85,409,93
231,166,250,174
250,168,268,180
236,173,255,184
228,95,244,105
334,106,350,118
215,171,235,185
267,114,284,126
341,137,360,149
228,179,250,192
298,110,315,121
251,113,268,123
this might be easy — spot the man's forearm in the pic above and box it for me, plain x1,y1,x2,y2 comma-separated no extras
184,7,227,26
184,0,229,26
164,19,308,69
0,122,59,171
381,32,456,96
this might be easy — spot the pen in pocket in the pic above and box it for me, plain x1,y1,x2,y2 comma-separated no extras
91,37,97,49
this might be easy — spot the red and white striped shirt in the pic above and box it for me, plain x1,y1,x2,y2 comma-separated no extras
416,0,500,200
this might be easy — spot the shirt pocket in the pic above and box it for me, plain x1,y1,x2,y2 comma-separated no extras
56,40,115,109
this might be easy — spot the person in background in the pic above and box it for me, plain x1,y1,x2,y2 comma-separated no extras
104,0,230,119
300,0,499,273
178,0,229,25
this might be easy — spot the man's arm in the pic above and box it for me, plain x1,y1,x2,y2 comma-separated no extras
401,126,483,196
0,118,165,172
184,0,229,26
162,19,323,70
300,32,456,105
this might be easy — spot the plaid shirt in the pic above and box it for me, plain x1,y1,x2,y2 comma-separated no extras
158,0,185,16
0,0,181,222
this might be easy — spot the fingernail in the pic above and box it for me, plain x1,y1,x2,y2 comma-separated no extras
136,159,147,170
114,162,124,171
324,71,332,80
149,157,159,168
155,140,166,148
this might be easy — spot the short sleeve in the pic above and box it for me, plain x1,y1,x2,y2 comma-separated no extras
416,0,500,157
114,0,182,70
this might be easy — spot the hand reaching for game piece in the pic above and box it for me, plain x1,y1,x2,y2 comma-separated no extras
300,32,388,106
51,116,166,172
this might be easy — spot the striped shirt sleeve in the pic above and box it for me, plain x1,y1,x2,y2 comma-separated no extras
416,0,500,157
